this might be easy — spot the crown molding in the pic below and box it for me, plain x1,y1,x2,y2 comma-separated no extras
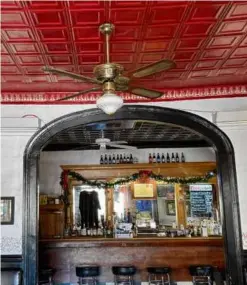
1,85,247,104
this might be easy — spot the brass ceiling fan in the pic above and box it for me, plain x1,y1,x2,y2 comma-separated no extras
43,23,176,115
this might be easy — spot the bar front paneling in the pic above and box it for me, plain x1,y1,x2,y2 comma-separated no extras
39,238,224,283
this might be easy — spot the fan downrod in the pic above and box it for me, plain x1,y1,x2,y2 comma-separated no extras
99,23,115,35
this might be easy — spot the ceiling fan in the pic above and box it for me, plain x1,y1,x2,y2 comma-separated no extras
93,130,137,150
43,23,176,115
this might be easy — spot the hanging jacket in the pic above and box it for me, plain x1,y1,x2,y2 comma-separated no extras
79,190,101,228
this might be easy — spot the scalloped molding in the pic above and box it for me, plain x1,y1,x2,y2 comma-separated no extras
1,85,247,104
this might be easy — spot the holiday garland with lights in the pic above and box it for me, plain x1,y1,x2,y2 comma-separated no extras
60,169,216,192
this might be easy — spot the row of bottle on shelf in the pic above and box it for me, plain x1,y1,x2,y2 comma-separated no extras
99,152,186,165
159,219,222,238
64,220,222,239
64,221,118,238
100,153,134,165
149,152,185,163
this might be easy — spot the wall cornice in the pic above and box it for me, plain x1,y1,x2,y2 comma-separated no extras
1,84,247,104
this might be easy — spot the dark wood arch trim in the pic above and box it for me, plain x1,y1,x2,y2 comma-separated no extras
23,105,244,285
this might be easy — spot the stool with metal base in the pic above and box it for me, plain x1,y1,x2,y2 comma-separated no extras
147,267,171,285
112,266,137,285
189,265,213,285
39,268,55,285
76,266,100,285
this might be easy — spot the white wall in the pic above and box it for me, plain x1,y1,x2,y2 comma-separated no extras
1,118,40,254
39,147,215,196
1,97,247,254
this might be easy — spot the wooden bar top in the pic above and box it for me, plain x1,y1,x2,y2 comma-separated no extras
39,237,223,248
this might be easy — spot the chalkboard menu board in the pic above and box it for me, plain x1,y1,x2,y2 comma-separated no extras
189,184,213,218
157,184,174,199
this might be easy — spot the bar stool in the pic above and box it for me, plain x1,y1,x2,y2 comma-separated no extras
189,265,213,285
147,267,171,285
39,268,55,285
76,265,100,285
112,266,136,285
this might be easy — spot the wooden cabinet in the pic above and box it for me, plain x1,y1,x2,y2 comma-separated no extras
39,204,64,239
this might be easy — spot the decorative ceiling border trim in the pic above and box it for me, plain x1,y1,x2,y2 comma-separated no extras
1,85,247,104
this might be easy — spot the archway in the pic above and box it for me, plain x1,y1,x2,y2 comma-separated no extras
23,105,244,285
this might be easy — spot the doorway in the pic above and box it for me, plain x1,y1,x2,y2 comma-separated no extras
23,105,244,285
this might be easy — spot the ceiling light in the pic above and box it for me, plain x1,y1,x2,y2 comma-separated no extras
96,92,123,115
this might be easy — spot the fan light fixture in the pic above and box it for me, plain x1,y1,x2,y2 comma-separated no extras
96,92,123,115
43,22,176,113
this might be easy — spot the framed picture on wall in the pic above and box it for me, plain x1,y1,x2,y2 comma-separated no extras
0,197,15,225
165,200,176,216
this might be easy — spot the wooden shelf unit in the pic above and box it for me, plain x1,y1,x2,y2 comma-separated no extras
61,161,216,181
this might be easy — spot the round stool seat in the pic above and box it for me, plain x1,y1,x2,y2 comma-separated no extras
39,268,55,284
76,266,100,278
112,266,137,276
147,267,171,275
189,265,213,277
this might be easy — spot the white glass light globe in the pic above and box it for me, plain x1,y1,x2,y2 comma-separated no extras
96,92,123,115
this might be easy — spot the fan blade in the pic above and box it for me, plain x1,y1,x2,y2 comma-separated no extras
57,87,101,101
128,59,175,78
43,66,102,85
129,86,164,99
107,143,137,150
107,141,128,144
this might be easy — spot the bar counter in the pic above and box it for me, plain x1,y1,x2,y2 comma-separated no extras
39,237,224,282
40,236,223,247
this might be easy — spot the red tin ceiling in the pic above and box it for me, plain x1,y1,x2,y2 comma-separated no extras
1,1,247,104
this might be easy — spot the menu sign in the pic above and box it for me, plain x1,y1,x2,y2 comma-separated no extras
189,184,213,218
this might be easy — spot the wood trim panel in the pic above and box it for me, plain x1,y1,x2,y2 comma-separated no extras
175,184,186,227
61,162,216,180
39,238,224,282
39,237,223,248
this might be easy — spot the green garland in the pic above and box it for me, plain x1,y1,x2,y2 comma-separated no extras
61,169,216,190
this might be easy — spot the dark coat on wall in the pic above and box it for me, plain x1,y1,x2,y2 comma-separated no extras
79,190,101,228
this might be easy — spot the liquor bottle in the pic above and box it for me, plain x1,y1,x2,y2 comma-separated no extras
123,154,127,164
127,209,132,223
81,224,87,236
124,208,127,222
100,155,104,165
181,152,185,163
103,222,107,238
161,153,165,163
153,153,156,163
120,213,124,223
112,154,116,164
116,154,120,164
93,223,97,236
120,154,123,164
175,153,179,163
149,153,152,164
104,154,108,164
171,153,175,163
98,223,103,236
108,155,112,164
166,153,170,163
107,223,113,238
126,154,130,164
130,154,133,164
157,153,161,163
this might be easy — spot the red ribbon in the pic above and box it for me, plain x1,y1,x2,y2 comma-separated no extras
139,170,152,178
62,170,69,191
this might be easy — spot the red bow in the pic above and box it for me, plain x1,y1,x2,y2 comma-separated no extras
62,170,69,191
139,170,152,178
